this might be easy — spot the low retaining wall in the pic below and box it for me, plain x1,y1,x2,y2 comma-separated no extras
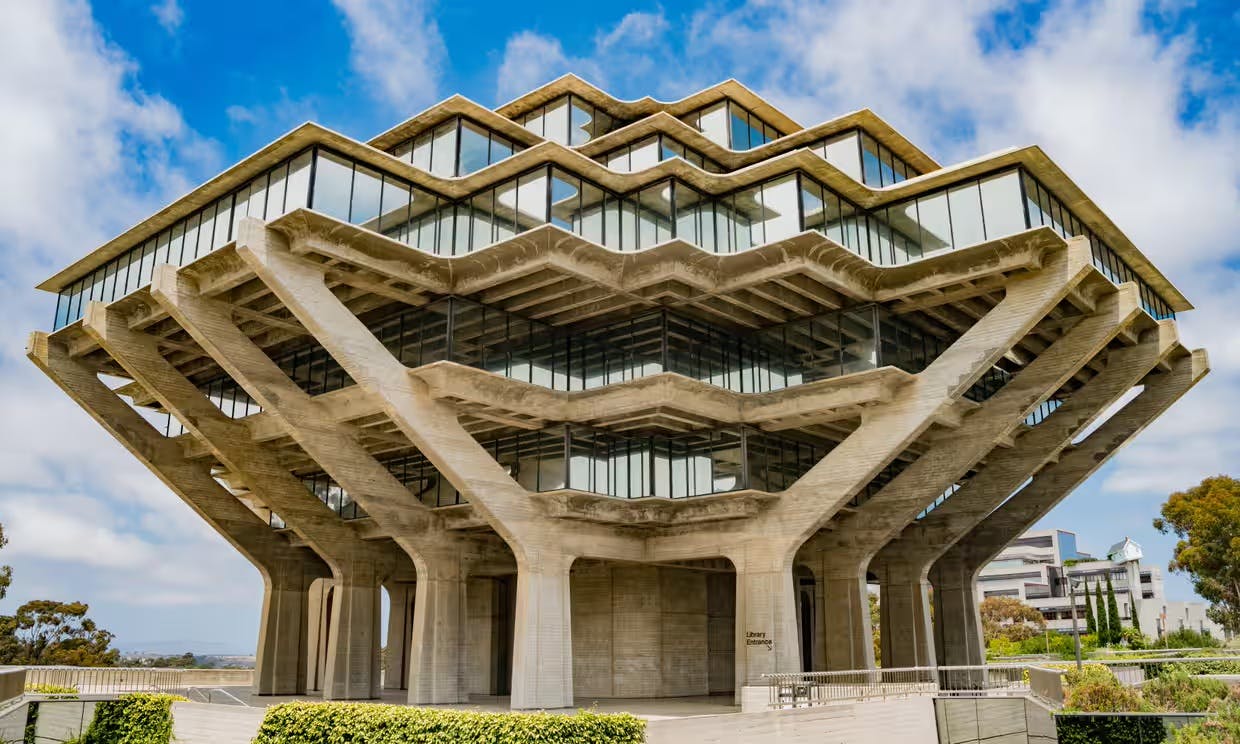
935,696,1058,744
648,697,938,744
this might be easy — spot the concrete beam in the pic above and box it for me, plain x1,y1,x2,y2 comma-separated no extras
803,283,1139,669
26,332,330,696
82,302,398,700
930,349,1208,666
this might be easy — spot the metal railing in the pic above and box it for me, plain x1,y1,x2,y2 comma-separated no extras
765,664,1030,707
22,667,187,697
765,655,1240,709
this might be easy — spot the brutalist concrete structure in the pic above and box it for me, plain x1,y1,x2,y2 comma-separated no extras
28,76,1206,709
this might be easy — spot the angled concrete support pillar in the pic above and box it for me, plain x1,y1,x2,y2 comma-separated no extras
930,349,1208,665
803,280,1137,670
875,319,1179,668
26,332,330,696
81,303,396,700
817,562,875,671
511,552,575,709
232,219,641,708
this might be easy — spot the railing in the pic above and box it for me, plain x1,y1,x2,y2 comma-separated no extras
765,656,1240,709
22,667,187,697
765,664,1030,708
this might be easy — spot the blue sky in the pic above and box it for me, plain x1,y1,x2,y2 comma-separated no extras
0,0,1236,653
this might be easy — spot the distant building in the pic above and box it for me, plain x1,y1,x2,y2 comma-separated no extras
978,529,1224,639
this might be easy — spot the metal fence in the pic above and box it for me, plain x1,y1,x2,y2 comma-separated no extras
765,655,1240,709
22,667,187,697
765,664,1030,707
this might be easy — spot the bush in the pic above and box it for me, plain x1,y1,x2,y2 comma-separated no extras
25,683,78,697
1144,671,1233,712
65,693,184,744
1064,665,1150,713
1172,703,1240,743
1156,629,1222,649
1056,714,1170,744
253,702,647,744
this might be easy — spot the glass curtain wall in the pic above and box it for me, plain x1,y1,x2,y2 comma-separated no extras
291,423,835,516
53,151,1176,329
682,100,781,150
516,95,622,145
600,134,724,173
808,130,919,187
386,117,524,177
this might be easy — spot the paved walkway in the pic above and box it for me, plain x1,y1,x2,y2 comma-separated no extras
172,693,739,743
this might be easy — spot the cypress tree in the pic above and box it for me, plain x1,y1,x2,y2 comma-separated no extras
1131,599,1142,633
1083,580,1097,635
1106,574,1123,644
1095,581,1110,644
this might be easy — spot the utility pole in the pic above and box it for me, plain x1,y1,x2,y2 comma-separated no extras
1068,578,1083,670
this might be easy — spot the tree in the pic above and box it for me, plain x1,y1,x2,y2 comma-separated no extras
1154,475,1240,635
868,592,881,665
0,522,10,602
0,600,119,667
1083,583,1097,635
980,596,1046,643
1105,575,1123,644
1094,581,1110,644
1131,597,1142,633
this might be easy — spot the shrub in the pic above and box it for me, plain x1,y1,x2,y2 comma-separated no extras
25,683,78,697
1056,714,1170,744
1171,703,1240,743
66,693,184,744
1064,665,1150,713
252,701,647,744
1144,671,1233,712
1156,629,1222,650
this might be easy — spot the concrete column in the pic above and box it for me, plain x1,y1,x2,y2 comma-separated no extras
730,547,801,690
818,560,874,671
928,556,986,667
323,569,383,700
407,551,468,704
383,582,414,690
254,560,316,695
511,552,575,710
26,332,331,697
876,562,936,669
929,349,1208,665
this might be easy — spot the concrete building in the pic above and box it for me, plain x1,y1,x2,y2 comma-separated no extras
28,75,1207,708
978,530,1224,638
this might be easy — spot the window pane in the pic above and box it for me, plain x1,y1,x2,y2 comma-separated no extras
947,182,985,248
758,175,800,244
861,133,883,186
411,133,432,171
514,170,548,229
637,182,674,249
312,151,354,222
266,164,288,218
285,151,312,211
430,121,457,176
543,98,570,144
549,170,581,230
350,164,383,228
569,98,594,145
694,102,729,147
379,177,412,238
210,198,232,250
458,121,491,175
729,104,752,150
823,133,863,182
978,171,1027,239
916,191,952,254
628,136,659,171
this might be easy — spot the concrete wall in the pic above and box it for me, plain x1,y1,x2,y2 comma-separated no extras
934,697,1058,744
647,697,937,744
568,561,734,699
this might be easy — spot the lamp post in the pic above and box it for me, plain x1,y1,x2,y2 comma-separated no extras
1067,578,1083,670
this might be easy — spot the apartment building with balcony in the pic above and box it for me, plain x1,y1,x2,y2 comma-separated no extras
29,75,1207,708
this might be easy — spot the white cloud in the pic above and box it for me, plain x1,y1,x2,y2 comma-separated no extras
0,0,254,639
150,0,182,34
496,12,682,104
331,0,446,111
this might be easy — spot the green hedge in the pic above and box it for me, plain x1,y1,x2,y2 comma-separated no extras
1056,714,1170,744
252,701,647,744
66,693,182,744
